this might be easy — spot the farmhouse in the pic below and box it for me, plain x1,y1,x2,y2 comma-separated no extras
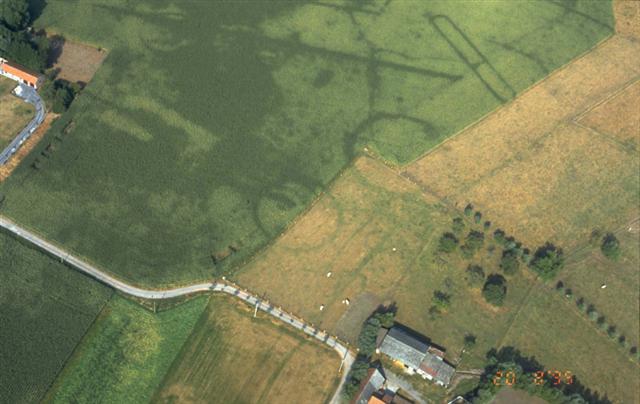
0,57,43,89
353,367,385,404
377,325,455,387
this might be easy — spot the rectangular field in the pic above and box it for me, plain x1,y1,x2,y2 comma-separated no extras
406,34,640,250
499,284,640,404
153,295,341,404
45,295,209,404
0,232,113,404
0,0,613,287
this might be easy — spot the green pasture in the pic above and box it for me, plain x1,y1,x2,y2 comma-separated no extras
0,232,113,404
44,295,208,404
0,0,614,286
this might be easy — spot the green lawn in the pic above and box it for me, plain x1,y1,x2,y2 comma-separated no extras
0,0,613,287
0,232,113,404
44,295,208,404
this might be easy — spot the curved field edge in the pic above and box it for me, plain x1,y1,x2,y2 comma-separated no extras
0,1,614,287
42,295,209,404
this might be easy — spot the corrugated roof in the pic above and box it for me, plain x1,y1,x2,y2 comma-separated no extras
379,327,428,369
419,353,455,386
355,368,386,404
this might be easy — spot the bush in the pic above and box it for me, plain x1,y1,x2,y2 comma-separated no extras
618,335,627,347
465,265,485,287
483,221,491,230
432,290,451,310
601,233,620,260
463,334,476,349
482,274,507,306
452,217,465,234
530,243,564,280
474,211,482,223
464,204,473,216
461,230,484,258
576,297,585,311
588,309,599,321
437,232,458,253
564,288,572,299
500,249,520,275
555,281,564,291
607,325,617,338
42,79,78,113
589,228,603,247
493,229,506,245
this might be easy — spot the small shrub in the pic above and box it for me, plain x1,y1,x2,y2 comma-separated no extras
461,230,484,258
465,265,485,287
463,334,477,349
482,274,507,306
588,309,599,321
493,229,506,245
576,297,585,311
483,221,491,230
607,325,617,338
452,217,465,234
555,281,564,291
589,228,603,246
432,290,451,310
474,211,482,223
464,204,473,216
564,288,572,299
500,249,520,275
630,346,638,355
438,233,459,253
618,335,627,347
601,233,620,260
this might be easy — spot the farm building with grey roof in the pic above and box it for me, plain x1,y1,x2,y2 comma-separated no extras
377,325,455,387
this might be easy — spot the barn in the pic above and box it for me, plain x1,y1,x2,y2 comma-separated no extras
0,57,43,89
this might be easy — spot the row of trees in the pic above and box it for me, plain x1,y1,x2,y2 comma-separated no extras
0,0,49,71
555,281,639,361
468,347,611,403
342,308,396,400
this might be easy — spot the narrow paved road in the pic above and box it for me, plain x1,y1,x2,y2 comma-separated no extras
0,84,46,165
0,215,353,403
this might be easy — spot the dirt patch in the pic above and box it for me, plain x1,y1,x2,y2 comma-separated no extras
334,291,382,342
0,113,58,182
51,38,107,84
491,388,546,404
578,79,640,149
405,34,640,248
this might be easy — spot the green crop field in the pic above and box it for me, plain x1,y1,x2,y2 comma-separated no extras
0,232,113,404
44,295,208,404
0,0,613,287
154,295,340,404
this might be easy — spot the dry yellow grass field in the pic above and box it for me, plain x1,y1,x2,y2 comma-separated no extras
153,295,340,404
405,32,640,249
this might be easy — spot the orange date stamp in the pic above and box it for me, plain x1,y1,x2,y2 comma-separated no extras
492,370,574,386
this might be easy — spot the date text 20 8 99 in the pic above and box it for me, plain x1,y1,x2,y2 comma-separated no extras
492,370,574,386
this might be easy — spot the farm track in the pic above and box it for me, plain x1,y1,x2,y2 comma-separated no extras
0,215,354,404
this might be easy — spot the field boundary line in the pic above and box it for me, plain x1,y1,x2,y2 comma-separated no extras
572,76,640,122
401,33,617,168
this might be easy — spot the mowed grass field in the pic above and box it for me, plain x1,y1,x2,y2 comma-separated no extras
0,76,35,150
0,232,113,404
45,295,208,404
238,157,538,369
562,228,640,349
406,33,640,250
0,0,614,286
153,295,340,404
499,284,640,404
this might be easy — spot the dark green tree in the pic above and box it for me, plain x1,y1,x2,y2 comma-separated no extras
474,211,482,223
0,0,30,30
464,203,473,216
601,233,620,260
482,274,507,306
500,249,520,275
461,230,484,258
530,243,564,280
452,217,465,234
437,232,458,253
463,334,476,349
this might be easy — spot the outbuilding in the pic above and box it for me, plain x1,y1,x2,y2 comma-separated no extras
0,57,43,89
